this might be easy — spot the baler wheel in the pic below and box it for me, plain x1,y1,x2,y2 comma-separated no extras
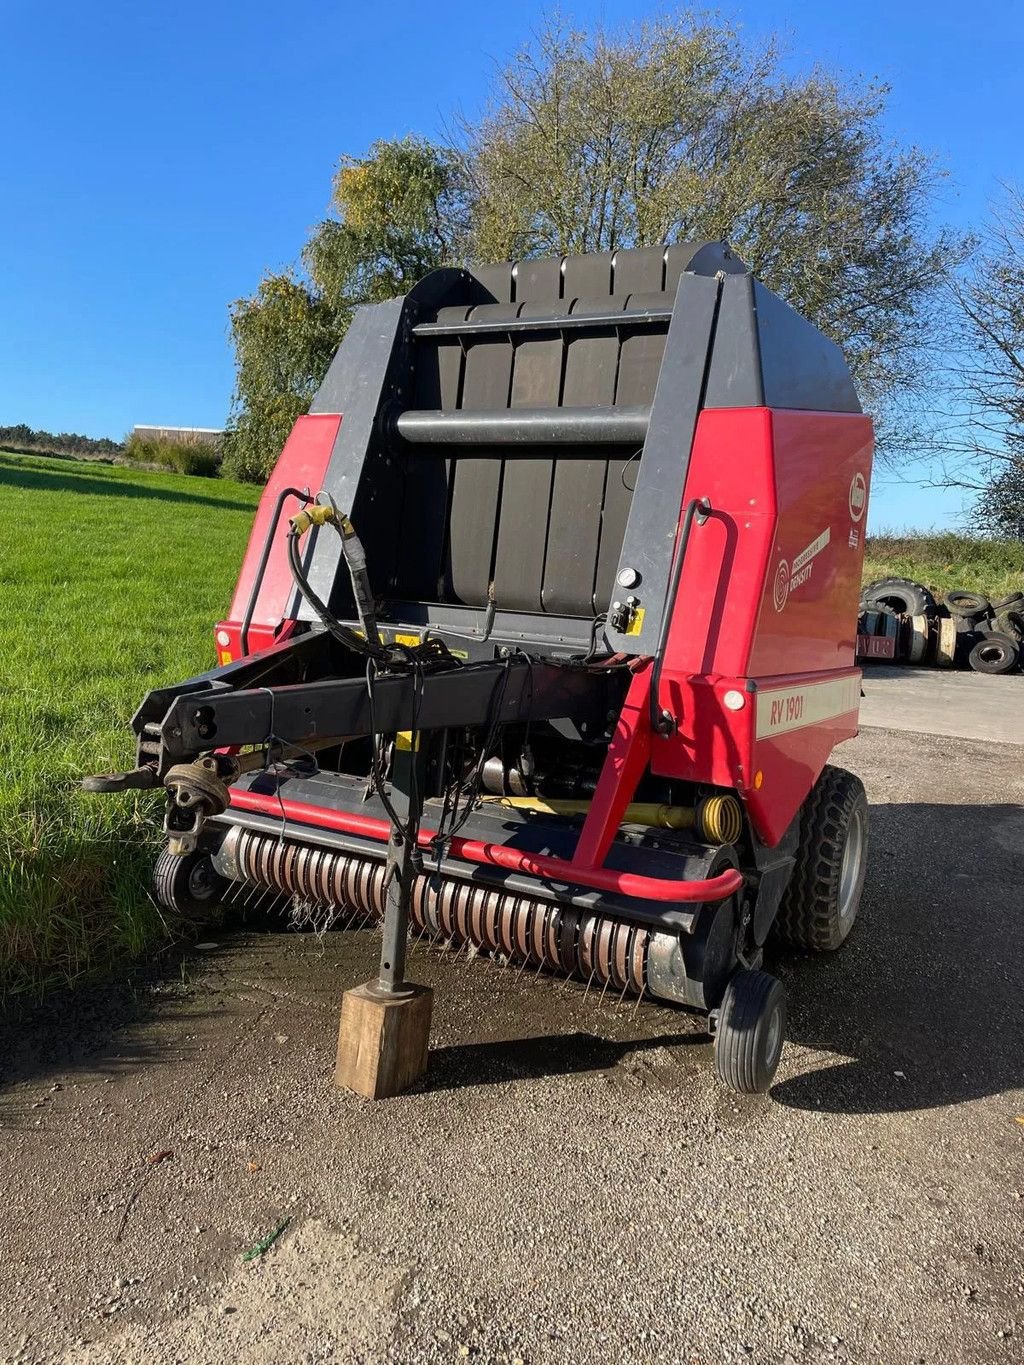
775,765,868,952
712,969,786,1094
153,845,226,922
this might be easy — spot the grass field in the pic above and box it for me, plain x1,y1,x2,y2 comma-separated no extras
1,449,1022,1004
864,531,1024,597
0,451,259,1002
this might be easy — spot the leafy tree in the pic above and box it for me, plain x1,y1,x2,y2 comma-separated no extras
224,137,468,480
464,15,962,457
227,14,962,479
939,188,1024,538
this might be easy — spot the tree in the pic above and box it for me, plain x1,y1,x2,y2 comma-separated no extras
227,14,962,480
464,15,962,457
939,189,1024,538
223,137,468,480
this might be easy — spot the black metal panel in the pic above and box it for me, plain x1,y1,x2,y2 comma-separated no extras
304,298,409,619
562,251,613,299
703,274,861,414
158,658,613,761
604,271,722,654
663,240,747,291
398,303,472,600
543,295,623,614
446,302,521,605
473,261,514,303
514,255,564,302
752,280,862,414
494,301,564,611
612,246,665,294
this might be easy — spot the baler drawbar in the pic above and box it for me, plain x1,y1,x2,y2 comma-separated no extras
87,240,873,1096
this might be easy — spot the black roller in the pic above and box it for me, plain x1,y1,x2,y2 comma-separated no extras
395,405,649,448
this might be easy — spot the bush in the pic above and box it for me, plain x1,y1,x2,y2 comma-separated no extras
123,431,221,478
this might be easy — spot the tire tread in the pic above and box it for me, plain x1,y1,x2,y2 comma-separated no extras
775,765,867,952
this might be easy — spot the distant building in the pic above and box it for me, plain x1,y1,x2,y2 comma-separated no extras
132,425,223,446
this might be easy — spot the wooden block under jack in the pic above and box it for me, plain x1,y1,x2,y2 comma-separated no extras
335,981,433,1099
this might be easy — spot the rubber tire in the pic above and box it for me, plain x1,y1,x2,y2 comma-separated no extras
968,632,1020,675
992,592,1024,612
994,610,1024,641
862,577,936,618
944,590,992,621
713,970,787,1094
775,765,869,952
153,845,226,920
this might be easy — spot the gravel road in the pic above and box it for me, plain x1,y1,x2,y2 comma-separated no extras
1,726,1022,1365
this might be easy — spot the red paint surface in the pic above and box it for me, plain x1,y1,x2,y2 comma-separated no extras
227,788,743,905
647,406,873,845
216,413,341,659
571,663,652,869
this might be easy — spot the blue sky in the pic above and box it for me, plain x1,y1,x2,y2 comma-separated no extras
1,0,1021,528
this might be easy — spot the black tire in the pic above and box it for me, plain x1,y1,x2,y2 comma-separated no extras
994,610,1024,641
944,590,992,621
153,845,226,920
968,632,1020,675
992,592,1024,612
862,577,936,618
775,765,868,952
713,970,787,1094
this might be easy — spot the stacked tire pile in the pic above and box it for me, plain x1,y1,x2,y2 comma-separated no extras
858,578,1024,674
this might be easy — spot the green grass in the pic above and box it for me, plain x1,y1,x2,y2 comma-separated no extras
863,532,1024,598
0,451,259,1003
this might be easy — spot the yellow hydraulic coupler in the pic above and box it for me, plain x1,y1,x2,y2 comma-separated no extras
482,793,742,844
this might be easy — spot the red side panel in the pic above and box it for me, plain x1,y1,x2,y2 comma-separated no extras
650,406,873,846
215,413,341,662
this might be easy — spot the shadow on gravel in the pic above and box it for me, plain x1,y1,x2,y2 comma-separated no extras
0,945,224,1110
772,800,1024,1115
419,1028,706,1092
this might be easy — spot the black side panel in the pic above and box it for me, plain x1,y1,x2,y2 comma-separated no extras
603,271,722,654
446,302,521,604
304,298,408,618
703,275,862,414
753,280,862,414
493,302,564,611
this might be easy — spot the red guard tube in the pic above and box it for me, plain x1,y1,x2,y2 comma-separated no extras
227,789,743,904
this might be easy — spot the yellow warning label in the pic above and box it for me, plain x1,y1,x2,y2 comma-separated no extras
217,649,233,665
624,606,646,637
395,730,420,751
393,632,421,648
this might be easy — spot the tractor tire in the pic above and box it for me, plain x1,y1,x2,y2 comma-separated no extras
153,845,226,921
968,633,1020,675
992,592,1024,612
907,614,929,663
713,969,787,1094
862,577,936,618
775,765,868,952
944,590,992,621
994,610,1024,641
